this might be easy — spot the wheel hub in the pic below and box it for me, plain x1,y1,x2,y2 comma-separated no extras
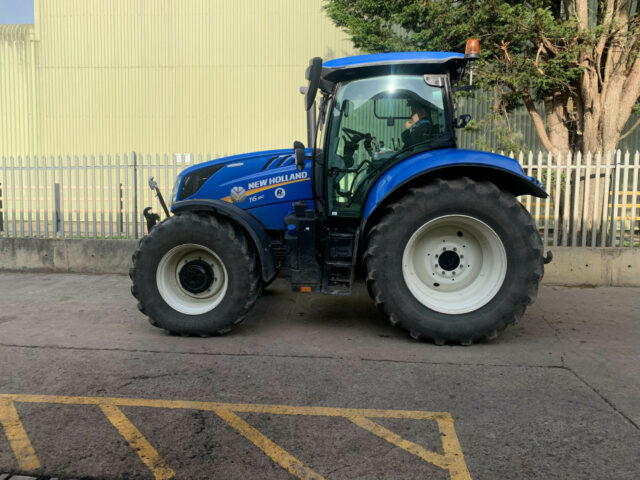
438,250,460,271
178,259,215,294
427,241,468,282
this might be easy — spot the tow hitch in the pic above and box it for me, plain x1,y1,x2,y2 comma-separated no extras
144,176,170,233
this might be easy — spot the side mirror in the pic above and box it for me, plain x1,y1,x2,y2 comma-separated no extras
305,57,323,111
294,141,305,171
454,114,472,129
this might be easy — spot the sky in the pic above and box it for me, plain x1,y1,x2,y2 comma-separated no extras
0,0,34,24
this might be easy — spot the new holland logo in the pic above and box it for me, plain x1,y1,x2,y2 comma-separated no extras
230,186,247,203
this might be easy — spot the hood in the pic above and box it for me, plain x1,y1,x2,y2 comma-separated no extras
172,148,314,213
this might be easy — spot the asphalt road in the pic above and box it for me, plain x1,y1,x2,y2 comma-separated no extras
0,272,639,480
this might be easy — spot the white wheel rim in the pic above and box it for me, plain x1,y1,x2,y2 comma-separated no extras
156,244,228,315
402,215,507,314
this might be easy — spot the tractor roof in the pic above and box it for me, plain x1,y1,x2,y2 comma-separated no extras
321,52,466,84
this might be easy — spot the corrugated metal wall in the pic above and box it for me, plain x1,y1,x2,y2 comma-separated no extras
1,0,358,156
1,0,639,156
0,25,37,155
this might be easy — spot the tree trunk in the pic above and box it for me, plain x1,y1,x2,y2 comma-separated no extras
544,92,570,153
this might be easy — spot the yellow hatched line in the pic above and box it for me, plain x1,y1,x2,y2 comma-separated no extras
0,393,471,480
0,398,41,471
99,403,175,480
346,415,471,480
215,408,324,480
0,393,448,419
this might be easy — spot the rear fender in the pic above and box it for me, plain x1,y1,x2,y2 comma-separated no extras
361,149,547,237
171,199,277,283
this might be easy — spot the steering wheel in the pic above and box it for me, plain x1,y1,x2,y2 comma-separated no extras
342,127,371,143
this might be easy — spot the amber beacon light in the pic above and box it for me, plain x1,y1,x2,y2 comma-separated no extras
465,38,480,59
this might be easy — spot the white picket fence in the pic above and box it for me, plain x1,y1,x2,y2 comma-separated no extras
0,150,638,247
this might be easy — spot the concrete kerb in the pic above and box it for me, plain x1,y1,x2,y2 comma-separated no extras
0,238,638,286
542,246,639,286
0,238,138,275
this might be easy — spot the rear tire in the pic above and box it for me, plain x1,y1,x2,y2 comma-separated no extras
364,178,543,345
130,212,261,335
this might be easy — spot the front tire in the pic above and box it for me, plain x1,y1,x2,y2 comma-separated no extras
364,178,543,345
130,212,261,336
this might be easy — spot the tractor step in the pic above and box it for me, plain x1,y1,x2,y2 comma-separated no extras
321,230,358,295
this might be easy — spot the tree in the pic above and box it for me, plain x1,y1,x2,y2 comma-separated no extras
324,0,640,155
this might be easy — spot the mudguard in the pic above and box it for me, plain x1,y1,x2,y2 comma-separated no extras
171,199,277,283
362,148,547,229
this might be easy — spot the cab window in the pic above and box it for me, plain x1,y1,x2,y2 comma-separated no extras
326,75,449,216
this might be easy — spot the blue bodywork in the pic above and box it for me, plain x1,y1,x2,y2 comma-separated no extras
321,51,468,83
171,147,544,231
323,51,465,68
363,148,544,219
172,148,314,230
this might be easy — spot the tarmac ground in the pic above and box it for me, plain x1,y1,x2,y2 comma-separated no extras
0,272,639,480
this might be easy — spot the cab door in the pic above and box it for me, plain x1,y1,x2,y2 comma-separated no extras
323,74,451,219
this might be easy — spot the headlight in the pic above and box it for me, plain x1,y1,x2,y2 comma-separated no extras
176,164,225,201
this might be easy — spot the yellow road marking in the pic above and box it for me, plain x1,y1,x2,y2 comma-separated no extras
0,394,472,480
0,394,449,419
215,408,324,480
99,403,175,480
0,398,41,471
220,177,311,203
435,415,474,479
347,415,471,480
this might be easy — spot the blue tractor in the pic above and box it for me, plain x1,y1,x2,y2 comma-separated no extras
131,42,549,345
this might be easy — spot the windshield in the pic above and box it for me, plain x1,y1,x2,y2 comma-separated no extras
325,74,451,216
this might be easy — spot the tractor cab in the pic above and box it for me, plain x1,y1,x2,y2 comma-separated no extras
281,50,478,293
301,51,472,221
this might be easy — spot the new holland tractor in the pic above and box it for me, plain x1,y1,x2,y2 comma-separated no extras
130,40,551,345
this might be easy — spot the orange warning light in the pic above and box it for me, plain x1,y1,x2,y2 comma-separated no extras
465,38,480,59
300,286,312,293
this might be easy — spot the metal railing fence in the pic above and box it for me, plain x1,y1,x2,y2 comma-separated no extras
0,150,638,247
